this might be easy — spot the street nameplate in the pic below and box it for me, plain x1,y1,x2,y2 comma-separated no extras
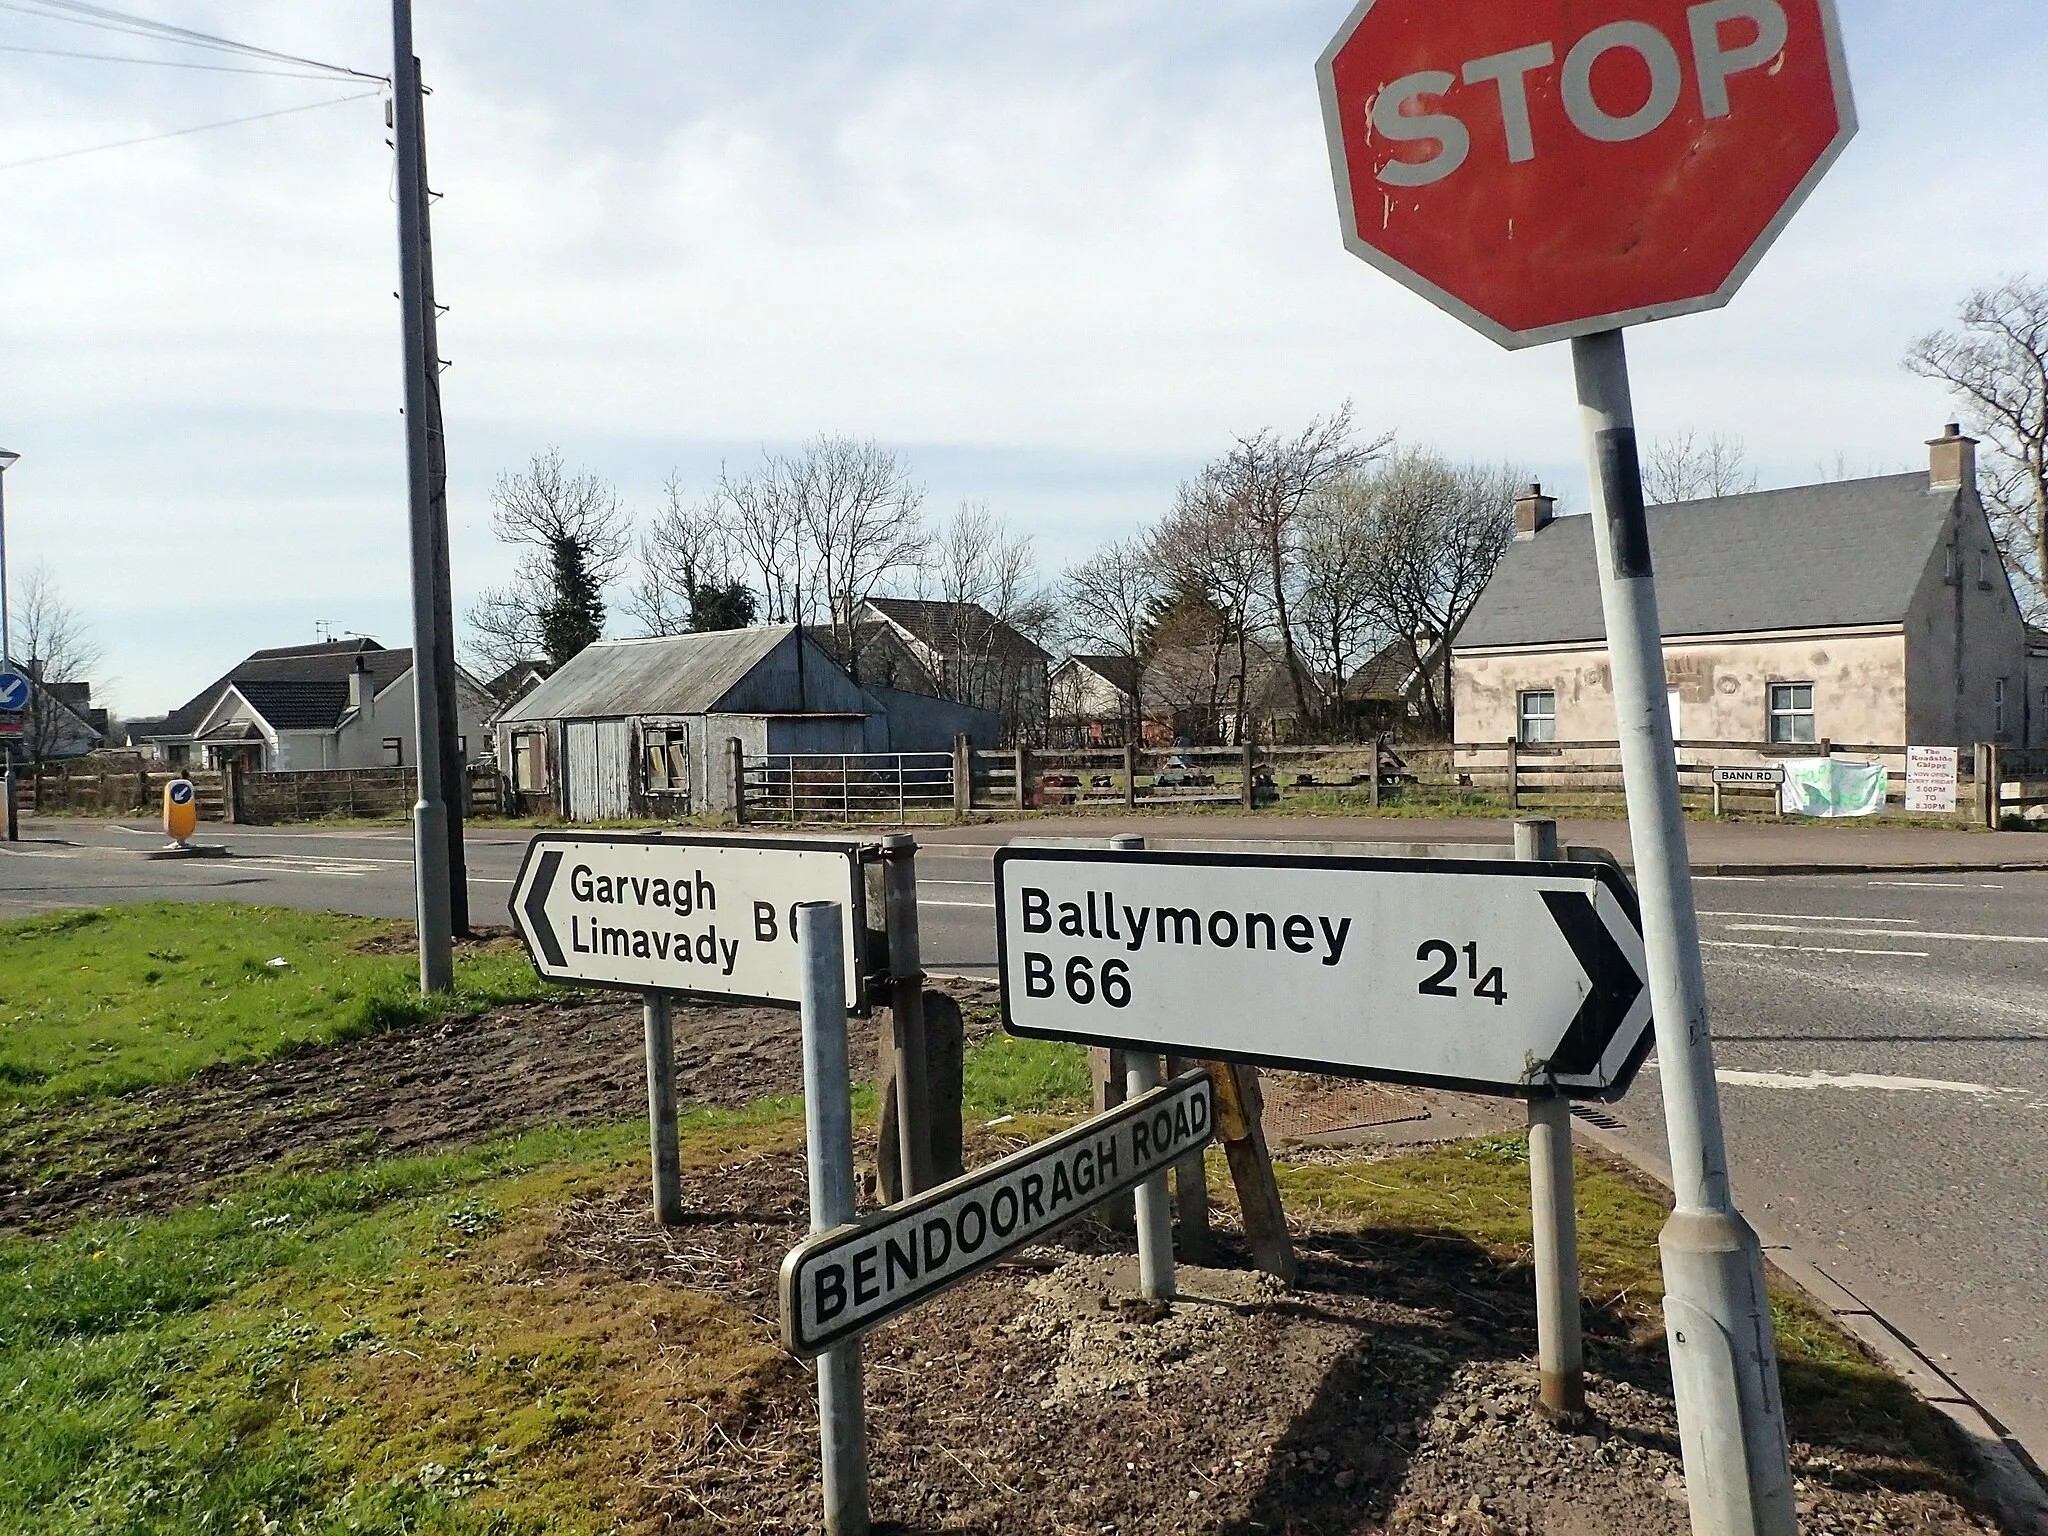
508,832,866,1009
1713,766,1784,786
996,848,1651,1101
779,1069,1213,1358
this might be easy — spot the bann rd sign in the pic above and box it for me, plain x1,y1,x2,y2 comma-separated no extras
508,832,866,1008
780,1070,1213,1358
1316,0,1855,348
996,848,1653,1100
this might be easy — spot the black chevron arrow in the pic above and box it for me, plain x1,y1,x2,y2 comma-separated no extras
1539,889,1644,1077
521,849,565,968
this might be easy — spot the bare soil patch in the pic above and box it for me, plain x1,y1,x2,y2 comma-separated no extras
508,1138,2002,1535
0,977,993,1234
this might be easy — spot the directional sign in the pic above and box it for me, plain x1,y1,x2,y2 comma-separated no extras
780,1069,1213,1358
996,848,1652,1100
0,671,29,712
163,778,198,843
1316,0,1856,348
508,832,867,1009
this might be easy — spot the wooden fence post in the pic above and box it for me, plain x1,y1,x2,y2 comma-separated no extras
1974,742,1993,828
1014,743,1033,809
1369,737,1381,810
1988,743,2004,829
728,737,747,825
952,734,971,815
1505,736,1519,810
1240,736,1255,811
1123,741,1137,810
1089,1047,1134,1230
1201,1059,1297,1284
1165,1053,1212,1263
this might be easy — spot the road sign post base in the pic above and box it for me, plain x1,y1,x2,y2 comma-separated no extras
1659,1208,1797,1536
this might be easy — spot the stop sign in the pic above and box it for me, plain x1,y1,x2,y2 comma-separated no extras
1316,0,1855,349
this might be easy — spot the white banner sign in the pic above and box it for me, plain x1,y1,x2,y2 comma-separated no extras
1904,745,1959,815
995,848,1652,1100
509,833,866,1007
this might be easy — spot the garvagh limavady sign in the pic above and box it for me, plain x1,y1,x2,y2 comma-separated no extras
781,1069,1213,1358
996,848,1651,1100
1316,0,1856,348
508,832,866,1008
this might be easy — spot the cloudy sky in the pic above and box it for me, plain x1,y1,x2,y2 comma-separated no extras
1,1,2043,717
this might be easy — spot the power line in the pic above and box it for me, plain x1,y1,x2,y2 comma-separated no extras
0,41,351,78
0,0,382,81
0,89,382,172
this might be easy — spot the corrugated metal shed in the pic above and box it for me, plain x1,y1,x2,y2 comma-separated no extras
499,626,862,722
1458,473,1955,650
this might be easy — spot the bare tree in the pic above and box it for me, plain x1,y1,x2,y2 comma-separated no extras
630,473,754,635
9,562,104,764
1906,276,2048,618
1644,431,1758,504
1149,494,1265,743
463,446,634,674
899,500,1055,738
1058,536,1164,740
790,436,926,672
1357,451,1521,738
1294,474,1386,715
722,457,808,626
1175,406,1389,728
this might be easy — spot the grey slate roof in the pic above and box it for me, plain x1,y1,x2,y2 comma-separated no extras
154,640,414,737
1456,473,1955,650
498,626,856,723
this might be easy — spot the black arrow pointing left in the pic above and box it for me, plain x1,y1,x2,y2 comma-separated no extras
1540,889,1645,1078
521,849,565,968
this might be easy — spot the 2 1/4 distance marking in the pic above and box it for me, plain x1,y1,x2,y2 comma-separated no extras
1416,939,1507,1004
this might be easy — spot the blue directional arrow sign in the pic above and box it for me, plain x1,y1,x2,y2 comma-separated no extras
0,670,29,712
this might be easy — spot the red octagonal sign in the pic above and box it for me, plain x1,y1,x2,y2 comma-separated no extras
1317,0,1855,349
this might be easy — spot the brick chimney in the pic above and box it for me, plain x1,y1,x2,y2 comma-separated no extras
349,656,374,717
1514,481,1555,540
1927,422,1978,489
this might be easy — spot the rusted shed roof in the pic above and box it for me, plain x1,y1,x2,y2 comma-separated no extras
498,626,865,722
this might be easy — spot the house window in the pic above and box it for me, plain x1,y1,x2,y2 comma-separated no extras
382,737,404,767
1996,678,2009,734
1767,682,1815,744
644,727,685,792
511,732,547,793
1980,551,1993,589
1944,545,1957,582
456,735,467,758
1517,690,1556,744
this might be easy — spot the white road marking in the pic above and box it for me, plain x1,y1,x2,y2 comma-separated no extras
0,847,79,859
1702,941,1931,958
923,878,994,888
1867,880,2004,889
1695,875,1768,882
1699,910,1921,926
1723,922,2048,946
920,898,997,909
1714,1068,2015,1096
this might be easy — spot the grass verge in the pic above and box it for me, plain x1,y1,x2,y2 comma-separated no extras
0,903,559,1106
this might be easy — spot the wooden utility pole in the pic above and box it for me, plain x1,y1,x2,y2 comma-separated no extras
404,46,470,935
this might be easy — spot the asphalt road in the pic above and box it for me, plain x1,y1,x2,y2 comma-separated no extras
4,815,2046,1467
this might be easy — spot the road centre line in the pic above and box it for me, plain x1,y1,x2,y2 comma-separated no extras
1714,1068,2014,1095
1722,923,2048,945
1698,910,1921,926
920,898,997,909
1702,941,1930,958
1867,880,2004,889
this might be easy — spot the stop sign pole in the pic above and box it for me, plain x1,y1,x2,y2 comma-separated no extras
1318,6,1855,1534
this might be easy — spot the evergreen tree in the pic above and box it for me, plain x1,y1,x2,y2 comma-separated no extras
689,579,756,632
540,535,606,665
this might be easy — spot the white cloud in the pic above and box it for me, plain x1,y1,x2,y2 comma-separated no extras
0,0,2044,713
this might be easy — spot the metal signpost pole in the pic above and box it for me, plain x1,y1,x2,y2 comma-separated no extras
1110,833,1175,1301
0,450,15,843
1573,330,1794,1533
390,0,454,994
881,834,931,1198
798,901,869,1536
643,991,682,1226
1515,817,1584,1420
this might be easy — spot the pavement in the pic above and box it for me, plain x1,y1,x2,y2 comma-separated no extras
7,810,2048,1507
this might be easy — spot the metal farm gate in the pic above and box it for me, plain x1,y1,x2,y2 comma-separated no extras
741,751,953,824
